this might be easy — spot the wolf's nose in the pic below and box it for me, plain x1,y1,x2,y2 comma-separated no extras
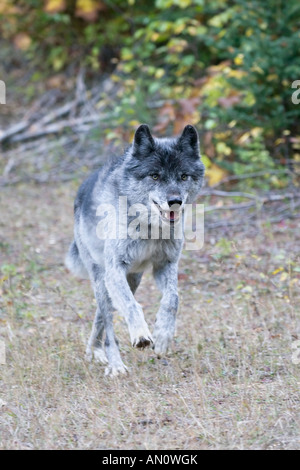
167,196,182,208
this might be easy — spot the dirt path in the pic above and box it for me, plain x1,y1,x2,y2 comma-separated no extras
0,182,299,449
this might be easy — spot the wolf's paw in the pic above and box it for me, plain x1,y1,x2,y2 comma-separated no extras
152,330,172,356
130,324,153,349
85,348,93,363
93,347,108,364
105,362,128,378
85,347,108,364
133,336,153,349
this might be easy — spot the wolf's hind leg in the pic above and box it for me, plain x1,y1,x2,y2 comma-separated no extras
90,267,128,376
85,307,107,364
103,310,128,377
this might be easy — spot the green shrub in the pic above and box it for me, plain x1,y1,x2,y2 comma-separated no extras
1,0,300,186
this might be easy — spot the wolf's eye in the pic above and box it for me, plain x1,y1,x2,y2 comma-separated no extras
181,174,188,181
151,174,159,180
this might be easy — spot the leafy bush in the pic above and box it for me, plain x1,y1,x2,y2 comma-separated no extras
1,0,300,186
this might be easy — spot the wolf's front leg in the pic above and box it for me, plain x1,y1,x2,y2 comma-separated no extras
153,262,179,356
104,262,153,349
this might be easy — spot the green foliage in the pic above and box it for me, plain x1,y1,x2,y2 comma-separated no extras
232,135,288,189
233,136,273,175
214,238,234,259
207,0,300,134
1,0,300,186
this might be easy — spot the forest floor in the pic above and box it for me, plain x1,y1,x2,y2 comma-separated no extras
0,181,300,449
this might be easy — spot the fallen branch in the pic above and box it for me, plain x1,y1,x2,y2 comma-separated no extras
205,201,256,212
10,114,103,143
0,120,31,144
202,188,300,202
202,190,300,216
211,168,294,188
0,76,115,146
202,189,259,200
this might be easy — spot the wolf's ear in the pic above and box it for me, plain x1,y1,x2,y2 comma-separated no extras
133,124,155,156
178,125,199,153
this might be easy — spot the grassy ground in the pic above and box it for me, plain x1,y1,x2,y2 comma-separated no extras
0,182,300,449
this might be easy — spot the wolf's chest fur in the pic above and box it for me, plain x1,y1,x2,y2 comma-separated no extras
117,238,181,274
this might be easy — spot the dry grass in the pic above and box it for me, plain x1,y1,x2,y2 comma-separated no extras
0,183,300,449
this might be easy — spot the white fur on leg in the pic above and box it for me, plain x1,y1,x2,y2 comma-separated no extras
93,347,108,364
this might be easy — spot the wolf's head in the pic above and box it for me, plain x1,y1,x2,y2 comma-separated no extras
123,124,205,225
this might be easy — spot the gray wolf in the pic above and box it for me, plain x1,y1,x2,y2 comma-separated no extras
65,124,205,376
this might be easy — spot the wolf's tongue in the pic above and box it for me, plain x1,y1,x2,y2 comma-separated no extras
163,211,174,220
162,210,178,221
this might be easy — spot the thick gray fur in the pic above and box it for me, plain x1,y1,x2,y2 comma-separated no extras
65,124,205,376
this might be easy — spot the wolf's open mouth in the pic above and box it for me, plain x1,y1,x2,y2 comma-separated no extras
153,201,182,223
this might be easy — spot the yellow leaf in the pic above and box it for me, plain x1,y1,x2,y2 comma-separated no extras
0,0,19,14
250,127,263,138
216,142,232,156
167,38,188,53
238,132,251,144
176,0,193,7
250,65,264,75
214,131,232,140
272,267,284,275
218,29,227,38
234,54,244,66
243,91,256,106
44,0,66,13
280,272,289,282
174,23,185,34
227,69,247,79
242,286,253,293
121,49,134,61
187,26,198,36
14,33,32,50
75,0,105,22
205,164,228,186
155,68,165,79
111,74,121,82
151,32,160,41
267,74,278,82
201,154,211,169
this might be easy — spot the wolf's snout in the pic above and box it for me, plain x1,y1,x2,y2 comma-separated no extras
167,196,182,208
